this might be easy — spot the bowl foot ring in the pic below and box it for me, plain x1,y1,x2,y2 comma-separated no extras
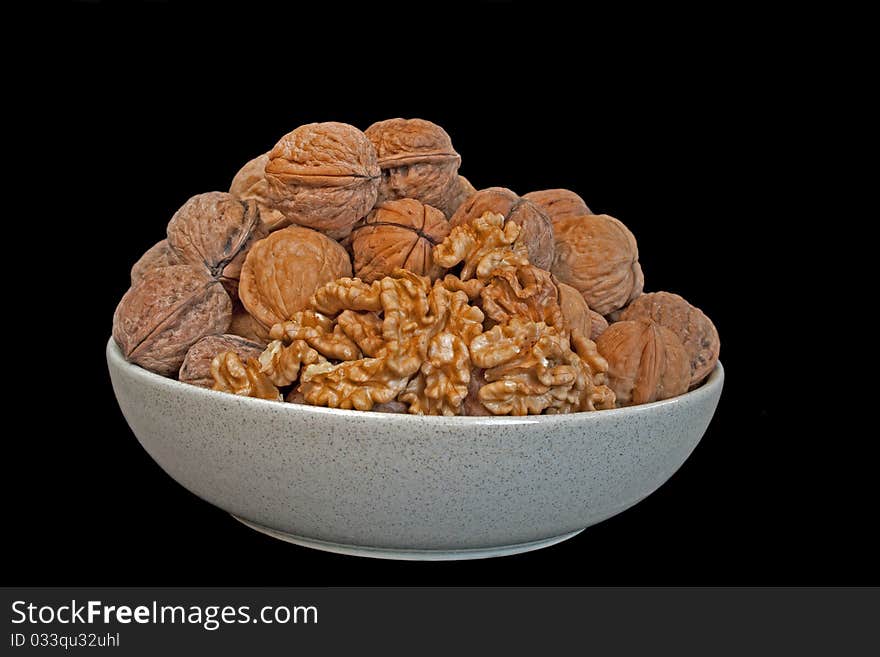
232,515,584,561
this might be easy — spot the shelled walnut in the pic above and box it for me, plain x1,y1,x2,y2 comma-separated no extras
551,213,644,316
595,320,690,405
211,351,281,401
619,291,719,386
113,265,232,376
239,225,352,330
449,187,555,270
262,122,380,240
349,198,450,282
365,118,462,217
166,192,266,299
434,211,529,281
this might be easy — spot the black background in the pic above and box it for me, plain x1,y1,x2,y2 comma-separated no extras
8,3,871,586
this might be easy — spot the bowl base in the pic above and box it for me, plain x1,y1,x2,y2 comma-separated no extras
232,516,584,561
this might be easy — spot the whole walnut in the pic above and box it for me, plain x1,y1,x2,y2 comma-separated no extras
113,265,232,376
365,118,462,217
166,192,266,299
263,122,380,240
130,239,180,285
449,187,555,271
595,320,690,406
179,334,264,388
228,302,270,346
228,152,287,231
523,189,592,226
589,310,608,340
239,225,352,330
551,214,643,316
556,281,593,339
619,291,719,386
350,199,450,283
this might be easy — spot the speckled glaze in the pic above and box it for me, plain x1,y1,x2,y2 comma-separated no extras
107,338,723,559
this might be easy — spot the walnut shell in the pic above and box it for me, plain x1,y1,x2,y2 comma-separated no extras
619,291,719,386
229,153,288,231
179,334,264,388
557,281,592,339
130,239,181,285
239,225,352,329
588,310,608,340
228,302,270,345
350,199,450,282
112,265,232,376
523,188,592,226
365,118,462,217
595,320,690,406
263,122,380,240
449,187,555,270
550,214,643,316
166,192,266,299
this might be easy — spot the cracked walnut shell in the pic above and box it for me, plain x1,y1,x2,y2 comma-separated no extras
365,118,462,217
239,225,352,330
263,122,380,240
551,214,644,316
350,199,450,282
595,320,690,406
166,192,266,299
449,187,555,270
619,291,719,386
179,334,264,388
113,265,232,376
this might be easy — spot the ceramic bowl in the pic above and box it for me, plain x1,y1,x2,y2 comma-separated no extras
107,338,723,560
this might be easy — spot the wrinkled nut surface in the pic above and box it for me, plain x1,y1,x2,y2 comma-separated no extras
130,239,180,285
595,320,690,406
113,265,232,376
434,211,529,281
470,318,614,415
179,334,264,388
523,189,592,227
263,122,380,240
257,339,324,387
229,153,288,231
365,118,462,217
449,187,555,270
166,192,266,298
239,225,352,329
557,281,592,339
350,199,450,282
269,310,361,361
211,351,281,401
228,303,270,345
481,265,564,329
619,291,719,386
551,214,644,316
588,310,608,340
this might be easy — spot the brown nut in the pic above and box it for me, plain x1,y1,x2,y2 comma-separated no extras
595,320,690,406
433,211,529,281
179,334,264,388
263,122,380,240
619,291,719,386
228,302,270,346
550,214,644,316
556,281,592,339
523,189,592,226
365,118,462,217
229,152,288,231
113,264,232,376
588,310,608,340
166,192,266,299
130,239,181,285
239,225,352,329
269,310,362,361
350,199,450,282
257,339,324,387
481,265,564,329
449,187,555,270
211,351,281,401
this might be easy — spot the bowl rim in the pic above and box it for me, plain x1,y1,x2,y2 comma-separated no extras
107,336,724,426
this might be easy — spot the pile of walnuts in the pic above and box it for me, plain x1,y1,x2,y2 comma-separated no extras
113,119,720,415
